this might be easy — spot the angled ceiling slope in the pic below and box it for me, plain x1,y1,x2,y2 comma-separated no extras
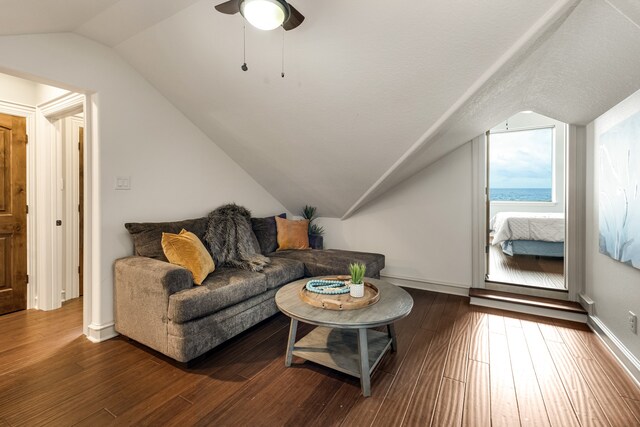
2,0,639,219
0,0,119,36
345,0,640,218
109,0,565,218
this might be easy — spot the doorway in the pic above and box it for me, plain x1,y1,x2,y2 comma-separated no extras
57,113,84,303
0,72,87,316
485,112,567,293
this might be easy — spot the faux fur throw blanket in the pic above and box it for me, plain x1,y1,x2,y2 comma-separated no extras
204,204,270,272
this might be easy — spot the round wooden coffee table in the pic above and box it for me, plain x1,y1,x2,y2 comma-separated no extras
275,277,413,397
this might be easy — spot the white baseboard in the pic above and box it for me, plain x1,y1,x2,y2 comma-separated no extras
470,296,588,323
381,274,470,296
588,315,640,387
86,322,118,343
578,293,595,315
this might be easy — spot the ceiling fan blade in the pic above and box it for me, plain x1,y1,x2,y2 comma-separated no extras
282,3,305,30
215,0,240,14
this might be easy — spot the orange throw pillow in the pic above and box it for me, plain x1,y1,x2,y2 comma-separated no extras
275,217,310,250
161,229,215,285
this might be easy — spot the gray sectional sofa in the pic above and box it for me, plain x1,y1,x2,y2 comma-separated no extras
114,216,385,362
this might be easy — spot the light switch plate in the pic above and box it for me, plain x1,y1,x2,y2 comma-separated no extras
115,176,131,190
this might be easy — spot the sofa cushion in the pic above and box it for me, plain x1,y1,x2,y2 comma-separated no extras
168,268,267,323
251,213,286,255
269,249,385,279
260,257,304,290
125,217,209,262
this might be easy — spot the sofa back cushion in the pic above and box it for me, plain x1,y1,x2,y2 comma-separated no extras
251,213,286,255
125,217,209,261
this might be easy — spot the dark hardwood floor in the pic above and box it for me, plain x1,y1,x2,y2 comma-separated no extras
489,244,565,290
1,290,639,426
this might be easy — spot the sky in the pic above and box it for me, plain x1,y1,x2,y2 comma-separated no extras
490,127,553,189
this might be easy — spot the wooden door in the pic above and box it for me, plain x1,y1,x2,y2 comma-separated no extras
0,113,27,315
78,127,84,297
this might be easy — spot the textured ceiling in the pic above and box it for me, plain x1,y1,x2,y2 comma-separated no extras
76,0,203,47
344,0,640,217
111,0,558,217
2,0,640,218
0,0,119,35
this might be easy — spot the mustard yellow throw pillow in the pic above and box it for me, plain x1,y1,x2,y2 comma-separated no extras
275,217,310,251
161,229,215,285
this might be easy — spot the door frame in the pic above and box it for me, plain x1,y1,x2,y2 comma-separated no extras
471,124,586,301
0,100,36,309
38,93,85,311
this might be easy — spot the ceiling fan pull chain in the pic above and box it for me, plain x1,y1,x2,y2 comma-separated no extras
241,21,248,71
281,27,285,78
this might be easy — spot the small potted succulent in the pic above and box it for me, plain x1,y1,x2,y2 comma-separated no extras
348,262,366,298
302,205,325,249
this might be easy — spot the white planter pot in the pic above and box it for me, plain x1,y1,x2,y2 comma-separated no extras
349,281,365,298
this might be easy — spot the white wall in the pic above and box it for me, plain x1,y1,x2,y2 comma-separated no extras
319,143,473,292
586,89,640,359
489,111,566,219
0,33,287,338
36,85,70,105
0,72,68,106
0,72,38,105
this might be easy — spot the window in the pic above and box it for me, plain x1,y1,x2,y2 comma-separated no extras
489,127,554,202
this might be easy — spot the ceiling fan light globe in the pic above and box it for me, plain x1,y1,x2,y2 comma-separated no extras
240,0,288,31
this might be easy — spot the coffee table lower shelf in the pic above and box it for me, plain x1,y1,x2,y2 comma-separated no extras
291,326,393,395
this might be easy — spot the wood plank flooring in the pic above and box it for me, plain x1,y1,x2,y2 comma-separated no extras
489,244,565,289
1,292,639,426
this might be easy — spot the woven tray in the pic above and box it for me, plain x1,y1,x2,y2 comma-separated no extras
299,279,380,311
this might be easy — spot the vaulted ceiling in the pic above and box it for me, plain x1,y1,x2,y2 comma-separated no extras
2,0,640,218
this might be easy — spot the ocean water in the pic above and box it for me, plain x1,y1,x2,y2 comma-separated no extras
490,188,552,202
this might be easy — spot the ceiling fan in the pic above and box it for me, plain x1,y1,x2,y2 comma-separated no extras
215,0,305,31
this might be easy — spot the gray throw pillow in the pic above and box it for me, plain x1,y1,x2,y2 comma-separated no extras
251,213,286,255
124,217,209,261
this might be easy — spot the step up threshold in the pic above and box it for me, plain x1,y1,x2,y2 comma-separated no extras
469,288,587,322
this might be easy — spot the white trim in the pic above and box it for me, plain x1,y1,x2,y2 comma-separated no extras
485,281,569,300
471,134,487,288
588,315,640,388
469,297,587,323
39,92,83,119
381,274,470,297
578,293,594,316
0,100,37,309
84,93,98,339
32,106,61,310
565,125,587,301
34,93,86,311
489,124,555,134
86,322,117,343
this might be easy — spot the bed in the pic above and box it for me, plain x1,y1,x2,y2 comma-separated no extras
490,212,565,258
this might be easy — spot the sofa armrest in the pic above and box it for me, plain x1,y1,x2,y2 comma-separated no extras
115,256,193,296
114,256,194,354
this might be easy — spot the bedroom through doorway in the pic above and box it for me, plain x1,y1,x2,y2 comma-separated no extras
486,111,566,290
